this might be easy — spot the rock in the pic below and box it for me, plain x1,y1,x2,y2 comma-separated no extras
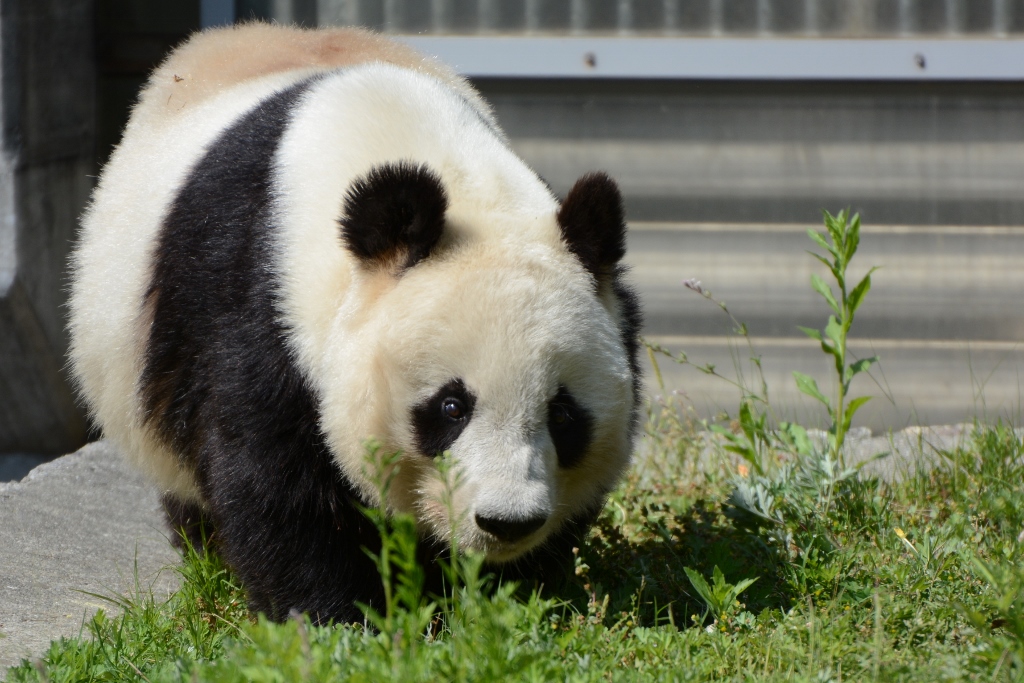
0,441,178,676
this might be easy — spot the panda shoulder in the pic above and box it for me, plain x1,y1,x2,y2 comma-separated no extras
133,22,493,129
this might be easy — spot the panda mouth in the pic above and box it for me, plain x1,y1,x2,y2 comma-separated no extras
481,539,539,564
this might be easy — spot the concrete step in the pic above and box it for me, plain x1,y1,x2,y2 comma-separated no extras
479,78,1024,226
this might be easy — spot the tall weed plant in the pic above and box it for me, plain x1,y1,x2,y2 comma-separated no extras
645,211,887,577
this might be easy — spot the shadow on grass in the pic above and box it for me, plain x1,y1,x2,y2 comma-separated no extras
569,497,795,629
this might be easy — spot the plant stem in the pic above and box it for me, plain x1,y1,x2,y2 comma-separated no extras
834,289,848,468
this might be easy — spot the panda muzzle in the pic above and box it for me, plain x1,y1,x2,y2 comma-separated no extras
474,513,548,543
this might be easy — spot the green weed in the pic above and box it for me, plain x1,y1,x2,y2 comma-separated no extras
793,209,879,467
684,565,758,626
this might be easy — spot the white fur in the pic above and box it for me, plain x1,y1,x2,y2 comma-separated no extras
70,27,636,561
70,69,317,502
271,65,633,557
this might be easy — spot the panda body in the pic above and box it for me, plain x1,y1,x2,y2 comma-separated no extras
69,24,641,622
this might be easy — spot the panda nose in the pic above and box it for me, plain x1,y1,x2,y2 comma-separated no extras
475,513,548,542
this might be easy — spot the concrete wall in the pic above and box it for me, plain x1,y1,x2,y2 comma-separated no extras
476,78,1024,226
0,0,94,453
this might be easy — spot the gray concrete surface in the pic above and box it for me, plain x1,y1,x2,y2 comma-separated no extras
0,441,178,677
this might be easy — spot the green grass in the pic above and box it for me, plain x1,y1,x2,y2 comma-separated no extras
7,419,1024,682
9,212,1023,681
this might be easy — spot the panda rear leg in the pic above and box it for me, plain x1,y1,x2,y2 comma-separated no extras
160,493,216,554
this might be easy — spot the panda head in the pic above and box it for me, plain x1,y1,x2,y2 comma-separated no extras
319,162,638,562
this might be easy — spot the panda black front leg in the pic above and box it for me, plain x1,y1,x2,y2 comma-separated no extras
200,441,384,624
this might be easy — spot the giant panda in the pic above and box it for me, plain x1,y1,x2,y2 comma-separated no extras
69,23,642,624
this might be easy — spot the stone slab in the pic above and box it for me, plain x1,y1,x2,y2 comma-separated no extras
0,441,178,677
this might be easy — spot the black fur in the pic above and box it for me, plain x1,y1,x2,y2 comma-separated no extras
557,171,643,450
611,270,644,433
500,501,604,588
140,80,386,624
411,378,477,458
160,494,212,553
340,162,448,270
548,385,593,469
556,172,628,280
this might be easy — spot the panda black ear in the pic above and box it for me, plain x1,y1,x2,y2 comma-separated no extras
556,172,627,280
340,162,448,270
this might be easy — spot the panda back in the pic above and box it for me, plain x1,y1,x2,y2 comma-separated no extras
133,23,495,134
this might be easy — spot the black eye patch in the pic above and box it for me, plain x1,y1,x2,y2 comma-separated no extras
548,386,593,469
412,378,476,458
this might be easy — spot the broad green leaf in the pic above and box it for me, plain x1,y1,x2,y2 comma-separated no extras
723,445,758,465
779,421,815,457
712,423,763,473
849,355,879,377
824,316,844,358
794,371,829,406
845,213,862,262
710,426,748,450
709,424,735,440
823,213,845,258
809,252,843,282
798,326,822,341
724,577,759,609
843,217,860,264
684,567,719,615
739,401,755,442
842,396,872,432
811,274,841,316
806,229,839,260
847,267,878,314
712,565,727,593
970,557,998,588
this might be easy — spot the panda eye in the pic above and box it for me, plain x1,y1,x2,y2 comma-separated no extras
412,379,477,459
549,403,571,427
442,397,466,421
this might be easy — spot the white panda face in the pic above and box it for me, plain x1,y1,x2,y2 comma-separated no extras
306,163,638,563
320,234,635,562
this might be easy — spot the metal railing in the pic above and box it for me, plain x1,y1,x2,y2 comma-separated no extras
214,0,1024,81
314,0,1024,36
